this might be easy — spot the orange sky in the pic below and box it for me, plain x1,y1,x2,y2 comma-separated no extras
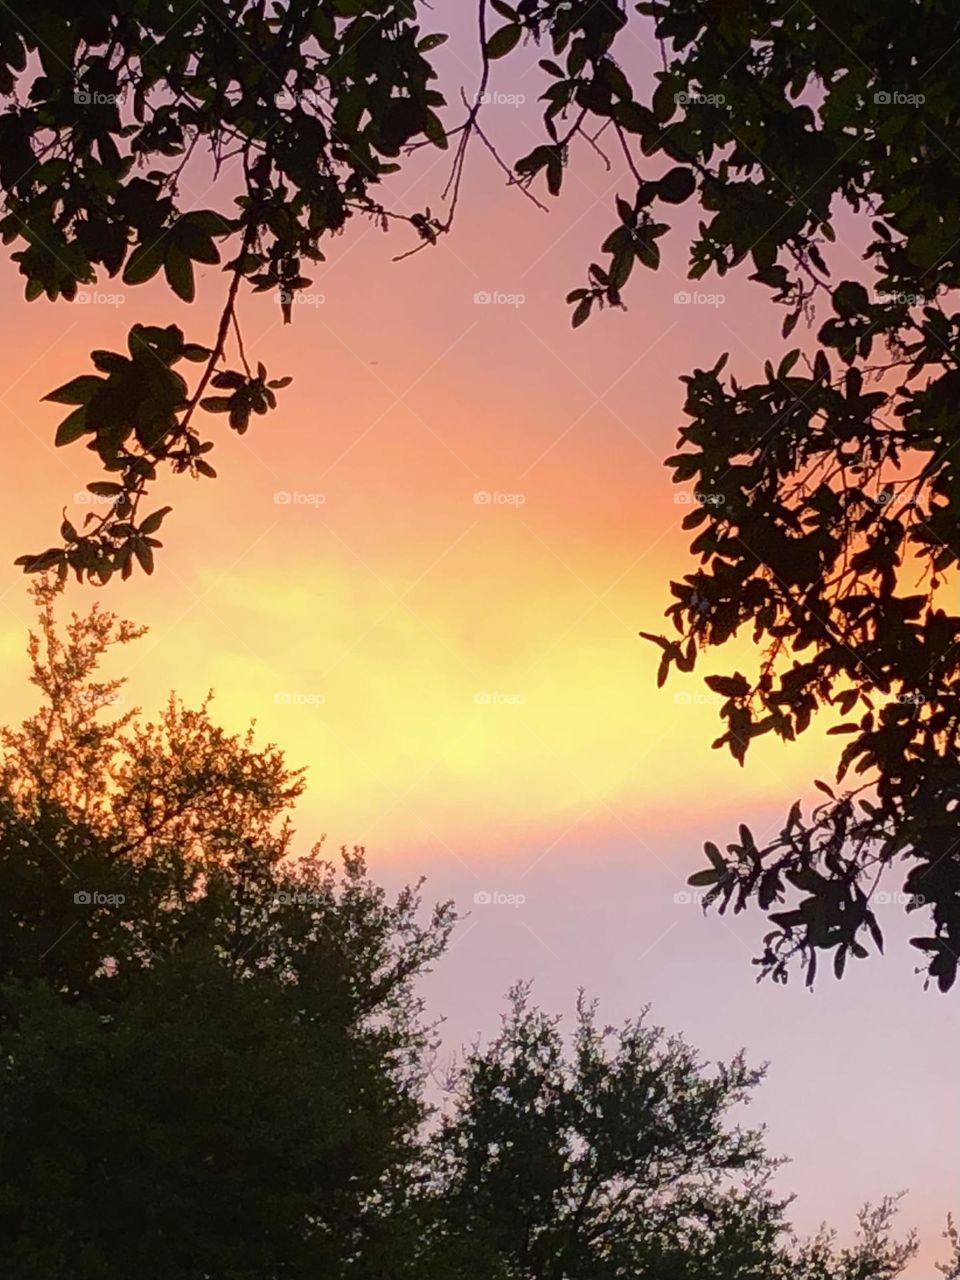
0,15,954,1271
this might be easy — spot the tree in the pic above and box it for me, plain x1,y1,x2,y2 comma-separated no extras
0,0,454,582
420,986,925,1280
494,0,960,990
0,582,947,1278
2,2,959,987
0,578,457,1278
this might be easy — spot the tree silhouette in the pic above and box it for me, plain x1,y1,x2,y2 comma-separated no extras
0,581,947,1278
3,0,960,985
505,0,960,990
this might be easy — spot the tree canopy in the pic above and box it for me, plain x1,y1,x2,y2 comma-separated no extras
0,581,951,1279
1,0,959,986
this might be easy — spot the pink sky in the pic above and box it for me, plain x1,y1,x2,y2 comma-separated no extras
0,7,954,1269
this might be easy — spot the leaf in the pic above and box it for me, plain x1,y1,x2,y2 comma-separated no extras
485,23,521,59
123,241,165,285
417,32,448,51
44,375,104,406
54,407,89,446
689,868,721,886
139,506,172,535
657,167,696,204
199,396,233,413
164,247,195,302
571,296,592,328
133,540,154,574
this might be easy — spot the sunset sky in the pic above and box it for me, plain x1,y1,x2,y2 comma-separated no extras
0,7,954,1270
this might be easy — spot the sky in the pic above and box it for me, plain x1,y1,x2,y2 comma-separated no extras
0,5,955,1271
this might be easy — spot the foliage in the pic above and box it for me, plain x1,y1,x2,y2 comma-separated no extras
0,581,940,1277
492,0,960,989
0,0,450,582
422,985,918,1280
0,578,455,1279
4,0,960,985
